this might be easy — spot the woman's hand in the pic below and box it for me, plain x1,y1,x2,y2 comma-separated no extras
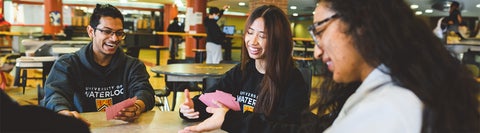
179,100,229,133
180,89,200,119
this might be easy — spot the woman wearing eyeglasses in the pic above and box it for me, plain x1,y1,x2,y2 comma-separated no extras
178,5,309,133
182,0,480,133
309,0,479,132
42,4,155,123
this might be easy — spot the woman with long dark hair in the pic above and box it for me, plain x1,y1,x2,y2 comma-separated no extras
178,5,309,133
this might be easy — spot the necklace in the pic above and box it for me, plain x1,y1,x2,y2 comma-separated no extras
255,60,266,74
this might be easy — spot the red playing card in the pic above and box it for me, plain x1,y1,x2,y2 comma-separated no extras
199,90,241,111
105,97,137,120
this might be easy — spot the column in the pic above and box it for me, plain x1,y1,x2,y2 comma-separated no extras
185,0,206,59
43,0,63,35
163,4,178,47
0,0,4,14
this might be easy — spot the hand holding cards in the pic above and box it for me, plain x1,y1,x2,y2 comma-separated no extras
106,97,137,120
199,90,240,111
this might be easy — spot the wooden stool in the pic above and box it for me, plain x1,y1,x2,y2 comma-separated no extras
192,49,206,63
149,45,168,77
293,56,314,68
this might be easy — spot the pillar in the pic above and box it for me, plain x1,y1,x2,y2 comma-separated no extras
185,0,206,59
43,0,63,35
0,0,4,15
163,4,178,47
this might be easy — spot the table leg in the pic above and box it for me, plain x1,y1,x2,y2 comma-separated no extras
22,69,27,94
171,82,177,111
154,48,162,77
193,36,205,63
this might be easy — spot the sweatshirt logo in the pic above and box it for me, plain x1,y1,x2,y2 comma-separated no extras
85,85,124,98
96,98,113,112
84,84,124,112
237,91,257,112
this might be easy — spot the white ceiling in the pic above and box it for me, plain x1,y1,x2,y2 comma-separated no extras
148,0,480,17
18,0,480,17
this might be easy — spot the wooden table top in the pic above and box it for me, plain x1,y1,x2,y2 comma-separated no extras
82,110,226,133
151,63,236,77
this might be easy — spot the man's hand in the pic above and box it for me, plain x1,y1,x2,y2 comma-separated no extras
115,100,145,122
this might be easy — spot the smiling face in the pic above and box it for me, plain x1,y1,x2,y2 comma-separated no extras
87,16,123,57
313,3,373,83
244,18,266,61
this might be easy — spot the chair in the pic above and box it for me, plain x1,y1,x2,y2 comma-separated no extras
155,59,202,111
298,67,312,99
154,89,170,111
0,53,20,90
202,76,222,93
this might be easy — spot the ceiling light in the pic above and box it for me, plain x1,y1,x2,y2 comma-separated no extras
238,2,246,6
425,9,433,13
175,0,184,8
415,11,422,15
290,6,297,10
292,13,298,16
312,12,315,15
410,5,419,9
476,4,480,8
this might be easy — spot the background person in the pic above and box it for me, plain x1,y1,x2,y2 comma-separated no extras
167,17,184,60
0,14,11,47
179,5,309,133
204,6,228,64
42,4,155,122
446,1,465,39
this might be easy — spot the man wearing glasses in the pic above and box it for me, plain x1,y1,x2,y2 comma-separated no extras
42,4,155,124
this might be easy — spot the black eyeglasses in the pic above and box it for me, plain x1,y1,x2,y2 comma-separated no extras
94,27,126,39
308,14,339,47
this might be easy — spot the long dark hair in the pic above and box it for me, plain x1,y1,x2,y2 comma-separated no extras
240,5,295,115
312,0,479,132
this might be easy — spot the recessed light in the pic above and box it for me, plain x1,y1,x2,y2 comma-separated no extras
290,6,297,10
425,9,433,13
292,13,298,16
238,2,246,6
415,11,422,15
411,5,419,9
476,4,480,8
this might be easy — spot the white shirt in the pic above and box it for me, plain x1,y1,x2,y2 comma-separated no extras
325,65,423,133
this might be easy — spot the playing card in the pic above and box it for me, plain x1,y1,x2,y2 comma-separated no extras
199,90,240,111
105,97,137,120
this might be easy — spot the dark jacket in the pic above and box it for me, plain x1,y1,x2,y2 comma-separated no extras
167,20,184,38
1,90,90,133
42,43,155,113
204,10,226,45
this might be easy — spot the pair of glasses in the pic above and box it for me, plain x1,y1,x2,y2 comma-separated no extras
94,27,126,39
308,14,339,47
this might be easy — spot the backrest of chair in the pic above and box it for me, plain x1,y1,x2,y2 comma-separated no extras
165,59,200,92
202,76,222,93
297,67,312,95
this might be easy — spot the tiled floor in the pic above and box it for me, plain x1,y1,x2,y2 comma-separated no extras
3,45,321,111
